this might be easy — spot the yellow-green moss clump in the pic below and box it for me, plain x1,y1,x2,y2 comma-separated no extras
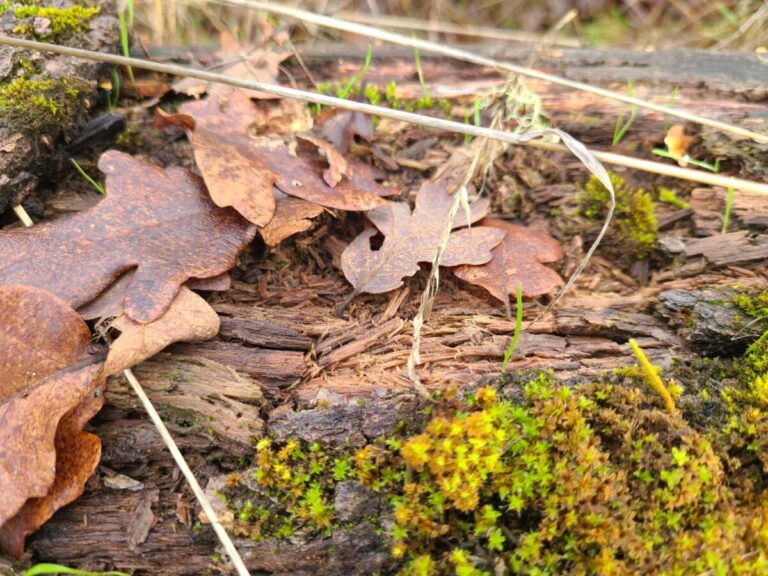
0,76,83,130
725,289,768,407
9,3,100,40
578,171,658,259
220,373,768,575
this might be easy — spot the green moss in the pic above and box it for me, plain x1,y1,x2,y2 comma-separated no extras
10,3,99,41
115,125,142,150
578,171,658,259
723,289,768,407
657,186,691,209
733,289,768,320
219,369,768,575
0,76,84,130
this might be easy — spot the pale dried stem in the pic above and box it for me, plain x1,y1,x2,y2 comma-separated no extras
11,203,250,576
335,11,581,47
407,155,479,385
1,35,767,195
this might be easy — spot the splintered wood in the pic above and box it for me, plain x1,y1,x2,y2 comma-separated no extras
159,268,680,409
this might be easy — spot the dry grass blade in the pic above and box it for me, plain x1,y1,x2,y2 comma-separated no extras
335,11,580,47
1,35,767,195
219,0,768,145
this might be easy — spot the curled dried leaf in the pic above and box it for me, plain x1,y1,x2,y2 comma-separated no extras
0,285,105,557
103,287,221,376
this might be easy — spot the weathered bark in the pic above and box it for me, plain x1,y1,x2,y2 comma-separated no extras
294,44,768,179
0,0,119,214
297,43,768,98
658,288,767,355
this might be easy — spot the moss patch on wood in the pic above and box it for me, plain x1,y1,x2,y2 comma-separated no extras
578,171,659,259
6,2,100,41
216,364,768,575
0,76,84,130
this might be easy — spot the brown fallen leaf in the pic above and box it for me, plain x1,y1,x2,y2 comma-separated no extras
0,150,256,323
103,287,221,376
452,218,564,302
156,105,391,219
78,270,231,321
0,285,105,557
261,191,326,247
185,272,232,293
341,180,505,294
158,95,279,227
256,143,393,210
297,134,349,187
1,284,92,390
317,105,374,154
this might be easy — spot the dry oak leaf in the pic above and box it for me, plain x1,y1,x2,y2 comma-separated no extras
156,103,392,221
103,287,221,376
317,107,374,154
78,270,231,321
0,150,256,323
157,94,279,227
341,180,505,294
260,191,326,247
0,285,105,557
452,218,564,302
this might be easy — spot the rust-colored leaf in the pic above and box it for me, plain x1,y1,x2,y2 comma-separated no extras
255,142,393,210
452,218,564,302
181,94,279,227
341,180,505,294
0,151,256,323
318,107,374,154
297,134,348,187
0,285,105,557
261,191,325,247
1,285,91,391
78,270,231,321
103,287,221,376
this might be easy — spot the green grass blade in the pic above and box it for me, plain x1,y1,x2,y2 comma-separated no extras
502,283,524,371
412,44,432,107
612,81,637,145
337,45,372,99
722,186,735,233
70,158,105,194
24,564,130,576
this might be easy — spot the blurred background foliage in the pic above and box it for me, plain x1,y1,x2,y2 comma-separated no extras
131,0,768,51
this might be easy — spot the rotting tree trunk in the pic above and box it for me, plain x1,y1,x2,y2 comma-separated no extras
0,0,119,215
293,44,768,180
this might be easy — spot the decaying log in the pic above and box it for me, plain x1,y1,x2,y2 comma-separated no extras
297,45,768,180
297,43,768,98
690,187,768,234
684,231,768,266
108,354,267,455
658,288,768,355
0,1,120,214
